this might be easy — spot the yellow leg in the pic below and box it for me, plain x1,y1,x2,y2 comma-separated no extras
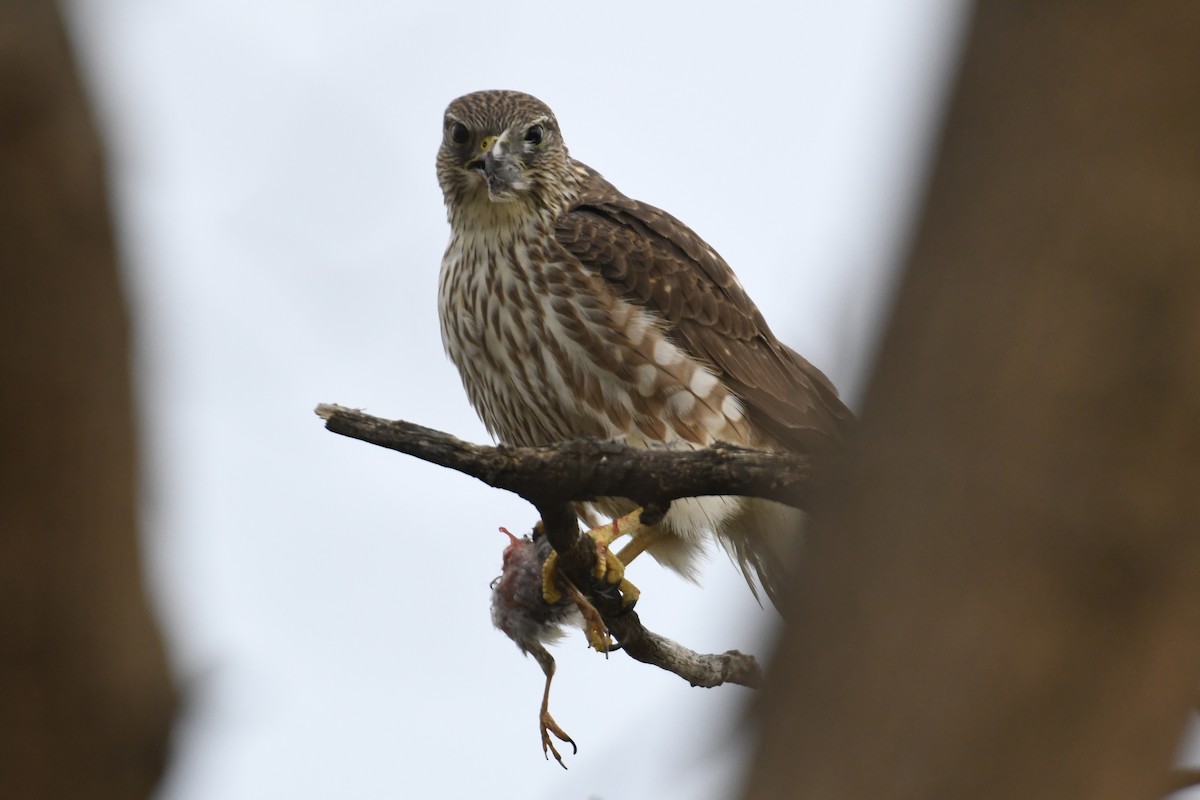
615,524,670,566
542,551,566,605
541,508,654,610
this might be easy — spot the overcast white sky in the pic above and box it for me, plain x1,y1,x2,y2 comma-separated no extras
66,2,972,797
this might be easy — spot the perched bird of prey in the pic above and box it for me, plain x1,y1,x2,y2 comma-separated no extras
438,90,853,607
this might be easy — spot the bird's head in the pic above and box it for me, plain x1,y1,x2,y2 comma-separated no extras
437,90,576,220
498,526,524,567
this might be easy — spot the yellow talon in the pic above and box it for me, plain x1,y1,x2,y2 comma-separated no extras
541,507,662,613
542,551,565,605
614,576,640,607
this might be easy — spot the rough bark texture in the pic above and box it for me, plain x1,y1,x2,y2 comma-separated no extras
317,404,815,508
742,2,1200,799
0,2,175,797
317,405,765,689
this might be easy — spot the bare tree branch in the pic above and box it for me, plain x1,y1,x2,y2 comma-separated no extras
606,615,762,689
314,403,814,508
315,403,765,689
533,499,762,689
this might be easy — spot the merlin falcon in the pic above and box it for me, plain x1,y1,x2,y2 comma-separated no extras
437,90,853,608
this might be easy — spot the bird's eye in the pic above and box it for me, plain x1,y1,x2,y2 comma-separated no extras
449,122,470,145
524,124,544,146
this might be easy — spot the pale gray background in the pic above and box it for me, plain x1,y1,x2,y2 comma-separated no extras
61,2,1006,797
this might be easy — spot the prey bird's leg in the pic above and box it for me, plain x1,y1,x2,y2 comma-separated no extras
563,580,612,654
530,646,576,769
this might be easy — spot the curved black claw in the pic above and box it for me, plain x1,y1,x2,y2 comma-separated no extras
590,578,638,615
541,713,577,769
591,578,624,603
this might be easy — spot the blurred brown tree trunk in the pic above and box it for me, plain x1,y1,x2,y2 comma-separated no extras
0,2,174,798
744,2,1200,799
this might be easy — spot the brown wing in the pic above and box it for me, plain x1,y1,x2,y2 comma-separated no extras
554,165,854,453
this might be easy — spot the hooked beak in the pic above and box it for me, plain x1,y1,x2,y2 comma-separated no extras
465,133,522,199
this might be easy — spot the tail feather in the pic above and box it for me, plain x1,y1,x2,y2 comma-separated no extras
718,499,805,610
587,495,803,607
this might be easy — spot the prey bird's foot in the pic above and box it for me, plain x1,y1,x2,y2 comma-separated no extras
540,708,577,769
563,582,612,654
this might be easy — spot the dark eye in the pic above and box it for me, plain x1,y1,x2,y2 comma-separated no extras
524,124,544,146
449,122,470,145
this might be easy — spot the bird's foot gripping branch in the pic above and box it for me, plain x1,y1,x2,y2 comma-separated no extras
314,403,815,762
314,403,789,687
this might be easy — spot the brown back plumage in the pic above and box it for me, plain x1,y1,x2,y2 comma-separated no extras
555,166,854,454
